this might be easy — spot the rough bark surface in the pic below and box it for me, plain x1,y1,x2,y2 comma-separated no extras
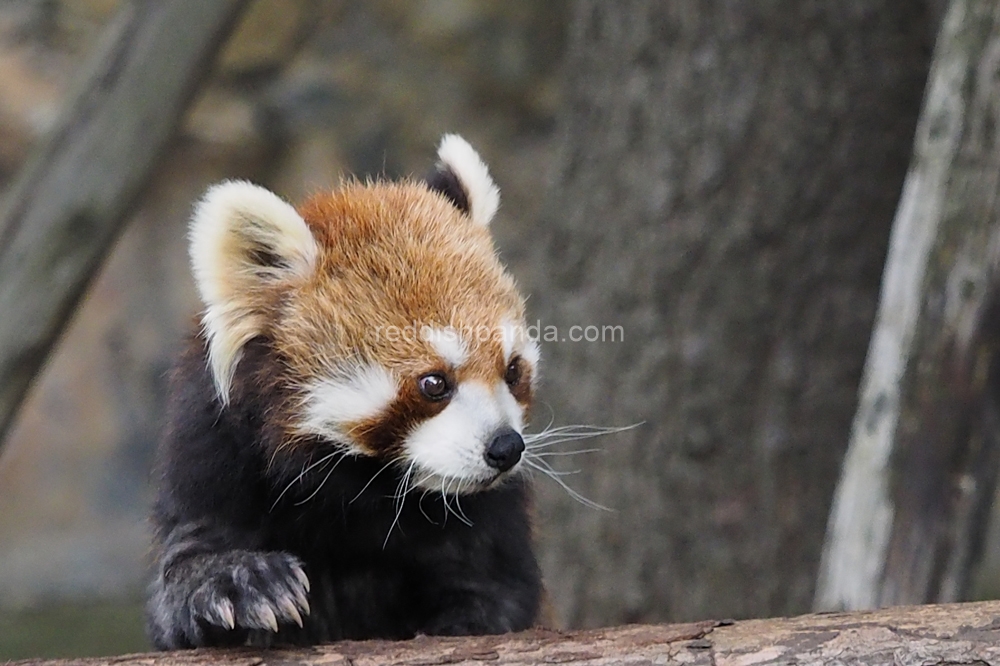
0,0,249,446
15,601,1000,666
818,0,1000,610
527,1,938,626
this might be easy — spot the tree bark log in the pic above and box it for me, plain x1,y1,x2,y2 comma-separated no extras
817,0,1000,610
16,601,1000,666
0,0,250,447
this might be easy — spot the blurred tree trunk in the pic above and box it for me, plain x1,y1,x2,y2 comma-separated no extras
817,0,1000,611
528,1,938,625
0,0,249,448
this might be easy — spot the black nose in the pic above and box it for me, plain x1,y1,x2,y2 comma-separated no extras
484,428,525,473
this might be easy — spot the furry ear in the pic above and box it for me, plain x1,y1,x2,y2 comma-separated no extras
189,180,318,402
427,134,500,226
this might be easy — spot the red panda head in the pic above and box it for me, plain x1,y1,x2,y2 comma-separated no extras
189,135,539,493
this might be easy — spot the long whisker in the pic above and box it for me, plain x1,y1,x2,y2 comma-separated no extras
391,462,416,502
439,478,451,525
527,454,578,477
451,479,474,526
526,425,617,437
523,458,581,476
524,436,637,451
523,422,642,445
384,461,416,548
418,488,437,525
523,458,612,512
533,403,557,437
525,423,639,436
293,452,349,507
526,431,622,443
271,451,342,511
436,477,473,527
525,439,603,450
528,448,602,457
523,438,627,451
350,459,397,504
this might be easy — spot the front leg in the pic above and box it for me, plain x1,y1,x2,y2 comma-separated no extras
146,521,311,649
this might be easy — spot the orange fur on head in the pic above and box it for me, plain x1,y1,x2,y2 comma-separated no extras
283,181,532,452
189,136,540,489
291,182,519,373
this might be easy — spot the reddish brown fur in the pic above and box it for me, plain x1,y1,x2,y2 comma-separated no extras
504,357,534,406
349,376,451,455
253,180,529,453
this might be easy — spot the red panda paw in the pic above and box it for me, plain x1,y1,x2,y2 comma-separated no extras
190,551,310,632
149,550,311,648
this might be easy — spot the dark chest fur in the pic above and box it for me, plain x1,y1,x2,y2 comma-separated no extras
146,337,541,648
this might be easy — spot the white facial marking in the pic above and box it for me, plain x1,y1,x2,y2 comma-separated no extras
436,134,500,226
495,380,525,431
298,364,397,450
404,381,524,491
422,326,468,367
499,320,518,362
521,338,541,383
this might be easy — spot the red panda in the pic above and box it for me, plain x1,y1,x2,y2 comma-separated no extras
146,136,544,649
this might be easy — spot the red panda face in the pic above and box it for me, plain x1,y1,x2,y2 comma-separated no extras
189,136,539,494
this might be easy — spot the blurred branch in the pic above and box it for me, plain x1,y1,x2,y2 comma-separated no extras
817,0,1000,610
20,601,1000,666
0,0,251,449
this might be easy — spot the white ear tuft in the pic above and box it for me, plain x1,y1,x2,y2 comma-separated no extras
189,180,318,402
436,134,500,226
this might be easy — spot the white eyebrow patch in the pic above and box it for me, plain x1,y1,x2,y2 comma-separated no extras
422,326,468,367
298,364,398,444
520,337,541,369
499,320,518,362
499,320,540,365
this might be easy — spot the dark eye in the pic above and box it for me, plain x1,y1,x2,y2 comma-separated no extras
418,373,452,401
504,357,523,387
